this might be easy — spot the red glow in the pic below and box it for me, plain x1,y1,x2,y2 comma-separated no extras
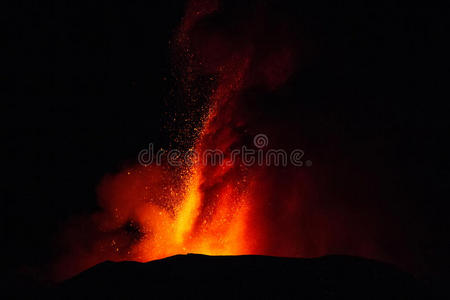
54,0,387,280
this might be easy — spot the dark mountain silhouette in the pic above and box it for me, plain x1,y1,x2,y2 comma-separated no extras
44,254,426,299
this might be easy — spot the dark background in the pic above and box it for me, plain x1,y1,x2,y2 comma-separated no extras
2,0,448,294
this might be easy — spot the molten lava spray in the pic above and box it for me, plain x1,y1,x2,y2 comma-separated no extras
55,0,391,280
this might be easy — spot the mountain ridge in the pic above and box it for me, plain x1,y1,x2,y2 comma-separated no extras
49,254,426,299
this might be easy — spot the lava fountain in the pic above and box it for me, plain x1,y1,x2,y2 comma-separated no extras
54,0,387,280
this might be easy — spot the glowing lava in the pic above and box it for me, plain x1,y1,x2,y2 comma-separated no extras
54,0,300,280
54,0,387,280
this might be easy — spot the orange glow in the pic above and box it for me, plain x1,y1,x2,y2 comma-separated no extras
54,0,298,280
54,0,386,281
130,105,254,262
174,170,202,245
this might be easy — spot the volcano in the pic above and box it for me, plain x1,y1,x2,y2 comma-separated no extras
47,254,425,299
4,0,447,298
52,0,405,280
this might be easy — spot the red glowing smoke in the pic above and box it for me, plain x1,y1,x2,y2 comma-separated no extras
54,0,398,280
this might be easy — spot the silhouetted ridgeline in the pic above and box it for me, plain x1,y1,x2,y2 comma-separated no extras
45,254,427,299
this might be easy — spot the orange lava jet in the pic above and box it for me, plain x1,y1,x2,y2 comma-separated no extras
54,0,387,280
